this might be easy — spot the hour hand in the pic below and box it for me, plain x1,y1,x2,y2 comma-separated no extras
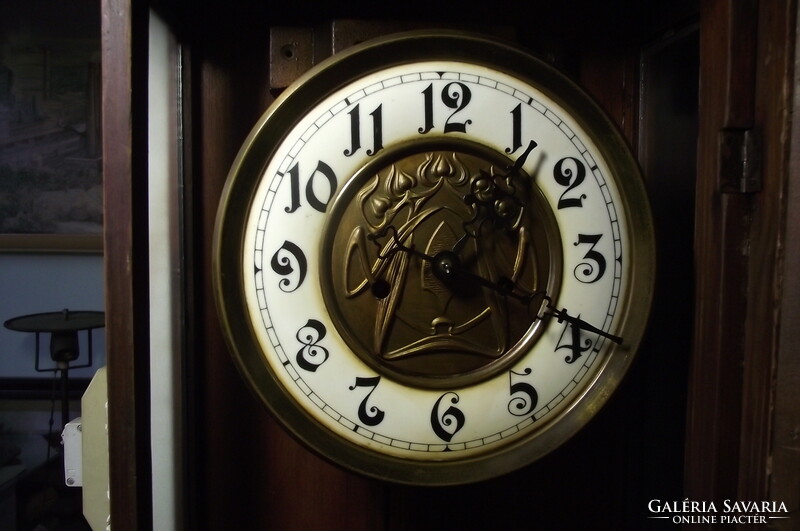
425,257,625,346
436,263,625,346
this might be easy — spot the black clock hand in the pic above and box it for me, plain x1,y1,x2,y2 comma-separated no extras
542,304,623,345
507,139,538,175
429,248,624,345
372,231,511,294
371,226,623,344
442,261,624,345
455,139,538,251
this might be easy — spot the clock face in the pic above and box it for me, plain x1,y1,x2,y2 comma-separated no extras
214,32,654,485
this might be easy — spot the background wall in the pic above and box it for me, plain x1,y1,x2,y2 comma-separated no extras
0,253,105,380
0,0,105,390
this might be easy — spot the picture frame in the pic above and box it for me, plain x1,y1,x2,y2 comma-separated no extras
0,2,102,253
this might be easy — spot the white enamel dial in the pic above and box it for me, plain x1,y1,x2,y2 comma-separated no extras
214,32,654,484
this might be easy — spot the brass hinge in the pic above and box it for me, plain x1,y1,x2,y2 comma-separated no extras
719,128,761,194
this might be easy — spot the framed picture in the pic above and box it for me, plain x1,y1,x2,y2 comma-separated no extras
0,1,102,253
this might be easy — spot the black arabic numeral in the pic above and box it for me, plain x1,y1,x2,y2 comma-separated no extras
348,376,385,427
344,103,384,157
573,233,606,283
419,82,472,135
506,103,522,154
431,392,465,442
555,313,593,364
284,162,301,214
270,240,307,292
305,160,337,212
441,82,472,133
419,83,434,134
295,319,329,372
344,104,361,156
284,160,338,214
367,104,384,155
508,368,538,417
554,157,588,209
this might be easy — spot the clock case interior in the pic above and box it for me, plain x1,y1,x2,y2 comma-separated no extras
213,30,655,485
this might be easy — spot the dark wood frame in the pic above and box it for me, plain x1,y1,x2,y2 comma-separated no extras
101,0,152,528
684,0,797,510
770,4,800,512
99,0,798,528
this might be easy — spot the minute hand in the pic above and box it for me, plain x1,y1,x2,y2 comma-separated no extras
454,266,624,345
388,239,623,345
459,263,625,345
543,305,623,345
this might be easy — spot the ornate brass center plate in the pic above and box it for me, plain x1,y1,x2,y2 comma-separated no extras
321,141,562,388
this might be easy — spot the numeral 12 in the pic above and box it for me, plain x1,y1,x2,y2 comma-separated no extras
419,82,472,134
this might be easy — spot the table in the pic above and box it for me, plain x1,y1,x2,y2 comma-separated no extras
4,309,105,430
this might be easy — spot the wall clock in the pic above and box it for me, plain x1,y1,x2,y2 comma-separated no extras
213,30,655,485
